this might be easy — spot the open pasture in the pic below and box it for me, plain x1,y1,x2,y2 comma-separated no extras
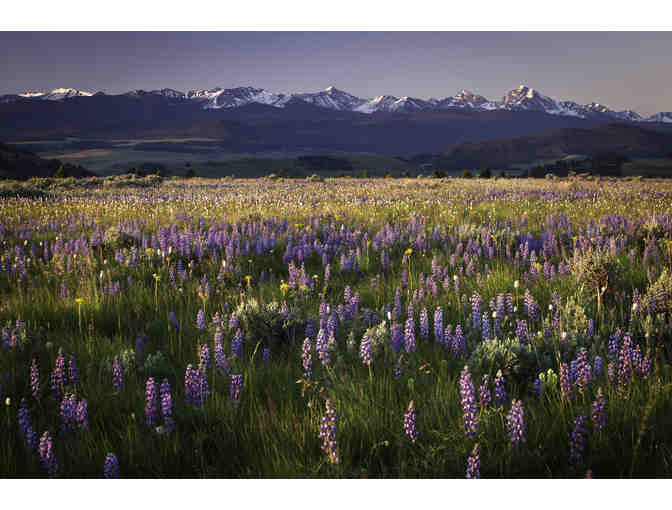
1,177,672,478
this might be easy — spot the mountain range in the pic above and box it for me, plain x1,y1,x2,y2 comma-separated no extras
3,84,671,122
3,84,672,160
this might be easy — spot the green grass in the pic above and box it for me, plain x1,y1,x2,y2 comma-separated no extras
1,177,672,478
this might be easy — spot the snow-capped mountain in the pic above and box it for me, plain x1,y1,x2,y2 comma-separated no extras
3,83,670,122
430,89,501,110
19,88,94,100
125,88,186,99
186,86,289,109
293,86,366,111
644,112,672,123
502,85,565,114
355,95,430,113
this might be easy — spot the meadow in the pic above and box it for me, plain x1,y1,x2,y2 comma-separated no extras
1,176,672,478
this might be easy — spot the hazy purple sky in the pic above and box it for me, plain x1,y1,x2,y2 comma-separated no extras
2,31,671,115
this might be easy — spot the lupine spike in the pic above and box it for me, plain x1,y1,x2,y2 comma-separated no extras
104,453,120,479
30,359,41,399
466,443,480,479
403,400,419,443
144,378,159,426
318,399,340,464
506,399,526,446
459,365,478,438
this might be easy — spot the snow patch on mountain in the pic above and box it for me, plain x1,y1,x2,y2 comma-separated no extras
19,88,94,100
644,112,672,123
5,83,668,122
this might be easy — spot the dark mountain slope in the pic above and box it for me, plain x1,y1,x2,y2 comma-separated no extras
0,143,94,179
0,94,606,156
431,123,672,169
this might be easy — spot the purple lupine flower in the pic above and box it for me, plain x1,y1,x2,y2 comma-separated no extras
169,311,179,330
494,370,507,406
184,364,198,406
305,315,316,340
75,399,89,430
494,294,506,338
199,344,210,370
516,320,529,344
68,356,79,386
419,308,429,339
532,377,542,397
433,307,443,342
135,336,145,357
459,365,479,438
39,431,57,477
230,374,243,406
390,323,404,352
318,399,340,464
301,338,313,378
560,362,572,400
403,400,419,443
404,317,416,353
30,359,41,399
471,293,482,330
393,354,404,380
232,328,244,359
393,287,402,320
196,309,206,331
586,319,594,338
104,453,119,479
60,393,77,434
51,348,66,397
524,290,540,321
640,349,652,379
632,345,643,375
569,414,587,463
214,327,231,375
262,348,271,364
593,356,603,378
316,328,331,367
607,361,617,384
506,399,526,447
478,374,491,407
617,334,633,390
229,313,239,330
60,282,68,298
112,356,123,390
466,443,480,479
569,360,578,385
481,312,490,341
575,348,592,394
197,366,209,405
18,398,38,452
144,378,159,426
608,330,621,361
160,378,174,432
591,387,606,432
443,325,453,350
453,325,466,358
360,332,373,367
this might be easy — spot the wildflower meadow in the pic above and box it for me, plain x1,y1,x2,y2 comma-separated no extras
1,176,672,478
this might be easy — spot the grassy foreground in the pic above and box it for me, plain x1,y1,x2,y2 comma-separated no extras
1,177,672,478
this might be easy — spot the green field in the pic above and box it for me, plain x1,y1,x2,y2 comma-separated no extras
2,177,672,478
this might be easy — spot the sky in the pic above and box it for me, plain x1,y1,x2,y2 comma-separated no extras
1,31,671,116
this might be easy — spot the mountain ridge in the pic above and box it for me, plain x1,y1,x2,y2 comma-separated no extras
2,84,669,122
